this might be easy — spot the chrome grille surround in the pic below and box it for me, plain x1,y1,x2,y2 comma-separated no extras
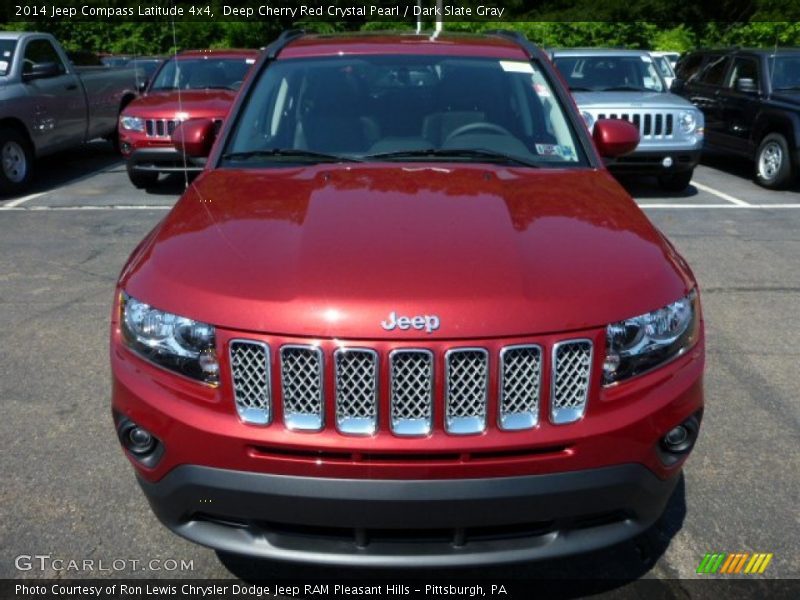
498,345,542,431
229,340,271,425
145,118,180,138
389,349,434,436
334,348,378,435
551,340,593,425
445,348,489,435
280,345,324,431
592,111,675,138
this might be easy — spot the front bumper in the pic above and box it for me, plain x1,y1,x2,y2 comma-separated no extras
606,149,702,175
127,147,205,174
139,463,680,567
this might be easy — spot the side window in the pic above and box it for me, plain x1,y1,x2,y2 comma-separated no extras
699,56,731,86
727,57,760,90
676,53,704,81
22,39,66,75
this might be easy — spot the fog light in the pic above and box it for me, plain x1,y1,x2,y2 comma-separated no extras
660,415,699,455
127,426,155,455
662,156,674,168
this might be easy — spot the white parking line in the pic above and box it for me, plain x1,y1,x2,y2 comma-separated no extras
0,205,171,211
691,181,752,206
3,191,48,208
639,203,800,209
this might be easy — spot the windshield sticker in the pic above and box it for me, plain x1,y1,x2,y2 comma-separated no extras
2,51,10,57
500,61,535,74
536,144,575,159
0,60,7,71
246,58,255,64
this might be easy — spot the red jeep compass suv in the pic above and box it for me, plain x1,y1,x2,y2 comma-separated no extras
111,31,704,567
118,49,258,188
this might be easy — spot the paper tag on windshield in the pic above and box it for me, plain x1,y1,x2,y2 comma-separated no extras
246,58,255,64
500,61,534,74
0,61,8,71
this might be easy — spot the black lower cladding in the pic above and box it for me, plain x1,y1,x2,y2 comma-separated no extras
138,463,679,567
128,147,205,172
606,149,702,174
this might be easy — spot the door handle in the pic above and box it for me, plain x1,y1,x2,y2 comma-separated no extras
65,84,77,90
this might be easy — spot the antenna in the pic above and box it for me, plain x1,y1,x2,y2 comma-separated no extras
170,12,189,190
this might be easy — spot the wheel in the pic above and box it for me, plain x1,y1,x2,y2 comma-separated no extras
0,127,34,195
657,169,693,192
126,164,158,189
755,133,793,189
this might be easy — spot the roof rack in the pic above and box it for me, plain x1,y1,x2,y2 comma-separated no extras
484,29,543,59
263,29,305,60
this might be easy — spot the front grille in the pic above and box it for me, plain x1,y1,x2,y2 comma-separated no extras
445,349,488,434
230,340,271,424
499,345,541,430
145,118,180,138
229,339,594,434
596,111,674,138
390,350,434,436
551,340,593,424
281,346,324,431
335,348,378,435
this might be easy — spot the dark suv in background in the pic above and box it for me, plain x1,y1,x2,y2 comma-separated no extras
673,48,800,189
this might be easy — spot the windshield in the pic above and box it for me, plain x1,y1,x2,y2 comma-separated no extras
150,57,254,92
554,55,666,93
222,55,586,167
770,56,800,91
0,40,17,76
653,55,675,79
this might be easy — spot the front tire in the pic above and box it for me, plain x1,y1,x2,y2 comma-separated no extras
0,127,34,195
756,133,793,189
658,169,693,192
127,164,158,189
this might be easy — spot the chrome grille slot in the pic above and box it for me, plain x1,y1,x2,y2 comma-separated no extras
390,350,433,436
334,348,378,435
499,345,541,430
280,346,324,431
229,340,271,425
551,340,593,425
145,118,180,138
445,349,488,435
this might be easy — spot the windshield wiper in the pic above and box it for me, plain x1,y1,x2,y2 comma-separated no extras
568,86,595,91
364,148,540,168
774,85,800,91
221,148,362,163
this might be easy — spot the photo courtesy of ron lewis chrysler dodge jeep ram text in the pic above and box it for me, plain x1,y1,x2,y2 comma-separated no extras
111,31,705,567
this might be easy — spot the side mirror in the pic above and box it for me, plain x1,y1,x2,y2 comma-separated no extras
171,119,216,159
22,61,61,81
137,79,148,93
735,78,757,94
593,119,640,158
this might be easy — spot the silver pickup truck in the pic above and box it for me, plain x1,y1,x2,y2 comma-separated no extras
551,49,704,191
0,32,139,194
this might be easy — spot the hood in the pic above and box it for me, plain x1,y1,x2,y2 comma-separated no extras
573,90,695,110
122,89,236,119
122,165,693,339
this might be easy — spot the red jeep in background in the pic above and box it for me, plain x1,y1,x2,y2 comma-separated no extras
118,49,258,188
111,31,704,567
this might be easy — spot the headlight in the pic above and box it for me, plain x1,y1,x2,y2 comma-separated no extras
678,111,697,134
120,293,219,384
119,115,145,132
581,111,595,131
603,290,699,385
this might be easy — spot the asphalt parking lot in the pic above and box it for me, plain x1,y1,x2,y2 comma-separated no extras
1,141,798,591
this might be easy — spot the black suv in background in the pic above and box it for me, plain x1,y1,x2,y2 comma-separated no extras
673,49,800,189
